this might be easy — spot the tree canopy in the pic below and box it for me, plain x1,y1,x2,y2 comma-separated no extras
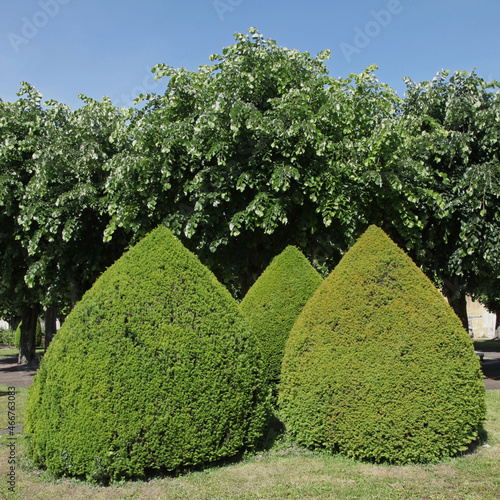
1,28,499,363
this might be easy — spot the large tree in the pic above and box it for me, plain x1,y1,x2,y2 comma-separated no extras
394,70,500,326
1,86,131,362
104,29,401,296
0,84,44,364
18,94,131,350
2,31,499,339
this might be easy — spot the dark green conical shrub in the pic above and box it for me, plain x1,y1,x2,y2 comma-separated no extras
239,246,322,385
36,319,42,347
279,225,485,464
14,323,21,349
14,320,42,348
26,226,268,481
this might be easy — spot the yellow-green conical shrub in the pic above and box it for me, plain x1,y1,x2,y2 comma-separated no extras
26,226,268,481
279,225,485,464
240,246,322,385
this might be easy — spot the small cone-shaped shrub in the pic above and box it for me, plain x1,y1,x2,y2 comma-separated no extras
239,246,322,384
14,323,20,349
26,226,268,481
279,225,485,464
36,319,42,347
14,320,41,348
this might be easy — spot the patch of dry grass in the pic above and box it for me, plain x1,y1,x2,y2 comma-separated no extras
0,387,499,499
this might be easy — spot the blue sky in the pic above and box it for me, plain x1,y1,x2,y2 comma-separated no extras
1,0,499,109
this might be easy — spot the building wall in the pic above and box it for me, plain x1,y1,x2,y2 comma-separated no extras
466,297,497,339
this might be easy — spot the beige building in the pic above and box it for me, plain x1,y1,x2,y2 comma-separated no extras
466,297,497,339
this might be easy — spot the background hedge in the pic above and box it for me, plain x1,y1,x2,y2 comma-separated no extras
239,246,322,385
279,225,485,464
25,226,269,482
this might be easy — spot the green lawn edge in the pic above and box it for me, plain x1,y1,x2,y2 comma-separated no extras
0,385,499,499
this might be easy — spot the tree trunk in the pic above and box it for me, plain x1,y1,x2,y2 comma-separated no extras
18,304,40,365
10,317,21,332
442,278,469,332
70,278,80,308
44,304,57,352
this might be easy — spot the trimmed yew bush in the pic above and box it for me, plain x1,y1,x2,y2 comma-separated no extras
239,246,322,384
279,225,485,464
25,226,268,482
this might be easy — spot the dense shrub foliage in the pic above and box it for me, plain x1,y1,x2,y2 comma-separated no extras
239,246,322,384
279,225,485,464
25,226,269,481
0,328,15,346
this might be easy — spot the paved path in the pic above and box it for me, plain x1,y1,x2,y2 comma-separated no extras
0,354,39,388
1,352,500,390
480,352,500,390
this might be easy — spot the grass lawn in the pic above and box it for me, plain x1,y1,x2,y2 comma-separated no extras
0,386,499,499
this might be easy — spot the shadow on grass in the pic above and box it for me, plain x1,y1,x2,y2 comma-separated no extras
457,425,489,460
481,360,500,381
21,412,290,488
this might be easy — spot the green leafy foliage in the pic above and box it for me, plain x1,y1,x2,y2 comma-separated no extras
36,319,42,347
2,31,500,353
0,329,15,346
19,94,131,311
25,226,269,482
396,70,500,317
104,30,399,296
239,246,322,385
0,84,44,325
279,225,485,464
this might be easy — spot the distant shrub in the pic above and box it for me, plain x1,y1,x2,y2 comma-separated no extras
14,320,42,349
36,320,42,347
240,246,322,385
0,329,15,346
26,226,269,482
14,324,21,349
279,225,486,464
